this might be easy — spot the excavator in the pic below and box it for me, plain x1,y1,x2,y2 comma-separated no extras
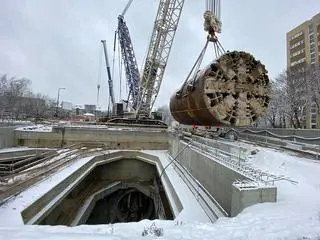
101,0,270,129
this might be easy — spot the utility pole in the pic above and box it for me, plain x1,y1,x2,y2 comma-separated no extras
56,87,65,118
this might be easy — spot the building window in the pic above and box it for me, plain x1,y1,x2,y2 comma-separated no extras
291,31,304,40
290,49,305,58
290,57,306,67
310,45,315,53
310,35,315,43
290,40,304,49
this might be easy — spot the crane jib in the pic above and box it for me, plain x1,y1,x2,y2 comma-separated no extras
101,40,115,106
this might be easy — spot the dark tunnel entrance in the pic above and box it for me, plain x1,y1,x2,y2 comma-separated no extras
86,188,156,224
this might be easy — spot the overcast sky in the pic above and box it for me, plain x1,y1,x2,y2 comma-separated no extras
1,0,320,110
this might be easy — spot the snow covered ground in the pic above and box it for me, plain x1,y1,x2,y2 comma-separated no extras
15,124,53,132
0,147,36,153
0,147,320,239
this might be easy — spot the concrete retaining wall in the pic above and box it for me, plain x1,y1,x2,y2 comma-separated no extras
169,136,277,216
231,184,277,216
0,127,15,149
15,127,169,150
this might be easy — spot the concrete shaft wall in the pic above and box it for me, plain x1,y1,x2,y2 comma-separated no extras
97,159,157,181
0,127,15,149
169,136,276,216
15,128,169,150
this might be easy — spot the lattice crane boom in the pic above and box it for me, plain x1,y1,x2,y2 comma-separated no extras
117,1,141,109
136,0,185,117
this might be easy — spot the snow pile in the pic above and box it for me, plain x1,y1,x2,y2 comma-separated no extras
0,148,320,239
15,124,52,132
0,217,319,240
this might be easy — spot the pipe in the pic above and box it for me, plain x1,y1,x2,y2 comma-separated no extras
170,51,270,127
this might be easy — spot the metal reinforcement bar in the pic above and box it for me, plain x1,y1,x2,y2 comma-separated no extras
0,144,83,177
0,144,103,203
182,138,297,186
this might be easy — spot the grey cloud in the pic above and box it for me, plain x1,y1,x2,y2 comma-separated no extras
1,0,319,109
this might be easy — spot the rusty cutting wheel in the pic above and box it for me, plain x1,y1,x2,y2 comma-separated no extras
170,51,270,126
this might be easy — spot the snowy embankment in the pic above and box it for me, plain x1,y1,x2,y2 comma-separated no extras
0,147,320,239
15,124,52,132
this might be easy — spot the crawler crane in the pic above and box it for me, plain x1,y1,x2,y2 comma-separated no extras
113,0,270,127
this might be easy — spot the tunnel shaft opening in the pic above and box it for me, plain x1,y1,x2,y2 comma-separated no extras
86,188,156,224
38,158,173,226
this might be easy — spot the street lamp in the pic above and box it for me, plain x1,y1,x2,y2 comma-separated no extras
56,87,66,118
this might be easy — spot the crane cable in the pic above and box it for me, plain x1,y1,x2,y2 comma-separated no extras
177,0,225,96
206,0,221,21
177,39,209,95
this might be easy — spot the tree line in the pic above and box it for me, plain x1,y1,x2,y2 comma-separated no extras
262,65,320,128
0,74,56,121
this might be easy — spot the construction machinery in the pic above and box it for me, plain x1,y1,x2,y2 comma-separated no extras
101,40,115,109
135,0,185,118
117,0,140,110
111,0,270,127
115,0,184,119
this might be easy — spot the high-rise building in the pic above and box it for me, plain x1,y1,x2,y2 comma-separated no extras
286,12,320,129
287,13,320,69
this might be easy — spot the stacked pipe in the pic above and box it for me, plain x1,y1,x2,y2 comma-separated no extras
170,51,270,126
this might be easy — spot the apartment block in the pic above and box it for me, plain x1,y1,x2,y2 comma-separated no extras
286,12,320,129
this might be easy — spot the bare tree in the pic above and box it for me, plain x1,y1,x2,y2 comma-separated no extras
264,82,279,127
263,76,290,128
305,64,320,114
0,74,32,119
0,74,31,97
263,69,312,129
283,69,311,128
